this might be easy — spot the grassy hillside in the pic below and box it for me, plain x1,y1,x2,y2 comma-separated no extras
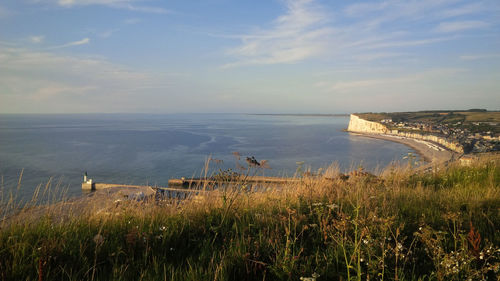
1,157,499,281
358,111,500,134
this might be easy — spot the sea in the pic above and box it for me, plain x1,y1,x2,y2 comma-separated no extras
0,114,418,201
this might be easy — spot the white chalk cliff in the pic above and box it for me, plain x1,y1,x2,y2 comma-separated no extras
347,114,389,134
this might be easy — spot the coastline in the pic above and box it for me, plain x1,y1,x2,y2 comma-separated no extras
349,131,457,166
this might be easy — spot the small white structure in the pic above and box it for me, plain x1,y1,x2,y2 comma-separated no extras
84,172,93,184
82,172,95,190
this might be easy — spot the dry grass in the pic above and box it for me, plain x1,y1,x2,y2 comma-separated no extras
0,156,499,280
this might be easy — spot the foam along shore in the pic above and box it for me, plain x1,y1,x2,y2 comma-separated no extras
349,132,456,165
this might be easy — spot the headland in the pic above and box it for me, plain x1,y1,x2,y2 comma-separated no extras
347,110,500,166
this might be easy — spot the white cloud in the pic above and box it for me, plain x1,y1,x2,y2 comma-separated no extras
56,0,127,6
460,54,500,60
224,0,333,67
48,37,90,49
343,0,462,26
114,4,170,14
223,0,489,68
316,68,466,93
439,3,486,18
352,52,406,61
51,0,170,14
124,18,141,25
97,29,118,38
362,37,455,50
343,1,389,17
434,20,489,33
29,35,45,43
0,46,176,113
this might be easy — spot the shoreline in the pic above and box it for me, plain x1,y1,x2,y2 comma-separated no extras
349,131,457,166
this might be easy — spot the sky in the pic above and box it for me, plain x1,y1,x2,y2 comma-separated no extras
0,0,499,114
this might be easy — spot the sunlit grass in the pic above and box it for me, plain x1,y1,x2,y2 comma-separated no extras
0,155,499,280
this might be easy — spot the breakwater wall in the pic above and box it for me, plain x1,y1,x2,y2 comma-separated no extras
82,182,157,191
347,114,464,153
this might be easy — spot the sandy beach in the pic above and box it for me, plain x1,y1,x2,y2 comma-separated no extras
349,132,457,167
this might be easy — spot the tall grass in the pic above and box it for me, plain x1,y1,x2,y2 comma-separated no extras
0,156,498,280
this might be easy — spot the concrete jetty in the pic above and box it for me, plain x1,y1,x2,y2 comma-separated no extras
167,176,300,187
81,173,301,192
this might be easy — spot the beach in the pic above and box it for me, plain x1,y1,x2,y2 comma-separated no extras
350,132,457,167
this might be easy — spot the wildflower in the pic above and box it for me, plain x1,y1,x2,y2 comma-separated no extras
300,273,320,281
327,203,339,209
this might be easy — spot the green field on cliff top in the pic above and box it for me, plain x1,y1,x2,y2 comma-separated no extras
358,110,500,124
358,110,500,134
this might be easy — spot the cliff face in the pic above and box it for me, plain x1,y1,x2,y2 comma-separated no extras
393,131,464,153
347,114,464,153
347,114,389,134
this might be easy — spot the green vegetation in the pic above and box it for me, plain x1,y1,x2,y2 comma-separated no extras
358,110,500,134
1,157,499,281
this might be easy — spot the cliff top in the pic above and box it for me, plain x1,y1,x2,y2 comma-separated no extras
357,110,500,134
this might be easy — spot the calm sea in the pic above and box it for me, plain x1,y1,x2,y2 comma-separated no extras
0,114,416,201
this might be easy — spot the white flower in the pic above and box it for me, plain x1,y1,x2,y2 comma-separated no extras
327,203,339,209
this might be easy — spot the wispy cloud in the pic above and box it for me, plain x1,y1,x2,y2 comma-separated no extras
97,29,119,38
352,52,406,62
460,54,500,60
316,68,466,93
434,20,489,33
439,3,487,18
223,0,494,68
29,35,45,44
343,0,463,27
48,37,90,49
113,3,170,14
53,0,170,14
124,18,141,25
0,46,176,112
224,0,332,67
362,37,455,50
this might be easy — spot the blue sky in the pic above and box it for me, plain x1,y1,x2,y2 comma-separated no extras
1,0,499,114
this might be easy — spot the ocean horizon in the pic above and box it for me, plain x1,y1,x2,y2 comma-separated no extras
0,113,418,201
